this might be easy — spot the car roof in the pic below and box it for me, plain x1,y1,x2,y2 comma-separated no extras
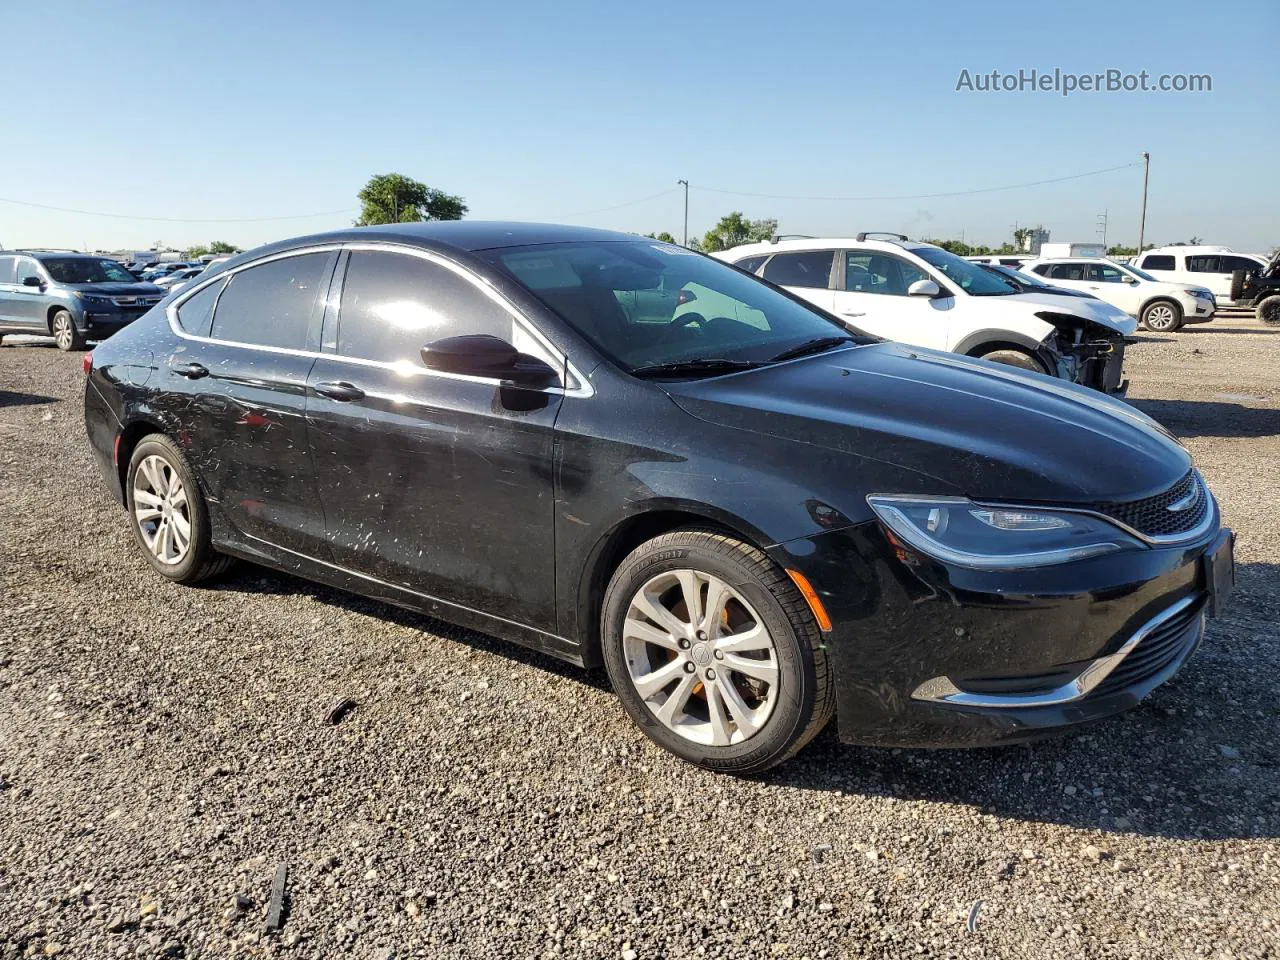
252,221,642,259
1143,244,1235,253
12,250,99,260
719,236,935,258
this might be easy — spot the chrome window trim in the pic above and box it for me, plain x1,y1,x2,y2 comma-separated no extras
911,594,1204,708
166,241,594,399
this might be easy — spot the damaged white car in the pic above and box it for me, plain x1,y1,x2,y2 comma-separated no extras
717,234,1137,394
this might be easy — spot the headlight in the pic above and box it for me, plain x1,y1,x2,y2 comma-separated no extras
74,293,113,304
867,495,1143,570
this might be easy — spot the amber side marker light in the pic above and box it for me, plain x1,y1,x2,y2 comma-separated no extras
785,569,833,632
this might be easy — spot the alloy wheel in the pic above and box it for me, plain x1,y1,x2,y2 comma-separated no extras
132,455,192,565
623,569,779,746
1146,304,1177,331
53,314,74,350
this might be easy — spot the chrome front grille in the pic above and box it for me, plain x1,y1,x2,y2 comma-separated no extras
1085,470,1210,540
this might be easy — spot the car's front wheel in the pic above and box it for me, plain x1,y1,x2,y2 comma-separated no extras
50,310,86,351
126,435,235,583
1141,299,1183,332
1256,295,1280,327
601,528,833,773
976,347,1048,375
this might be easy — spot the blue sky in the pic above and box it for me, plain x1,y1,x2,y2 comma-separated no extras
1,0,1275,253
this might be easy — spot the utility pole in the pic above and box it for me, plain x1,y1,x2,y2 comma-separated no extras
677,179,689,246
1137,152,1150,253
1096,210,1108,249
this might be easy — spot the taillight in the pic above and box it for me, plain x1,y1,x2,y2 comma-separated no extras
82,352,94,375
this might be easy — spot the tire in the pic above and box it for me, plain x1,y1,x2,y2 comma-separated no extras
976,348,1048,375
1256,296,1280,327
50,310,86,351
1141,299,1183,332
125,434,235,584
601,527,834,774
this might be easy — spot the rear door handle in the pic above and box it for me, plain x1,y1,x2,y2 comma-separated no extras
313,381,365,402
171,361,209,379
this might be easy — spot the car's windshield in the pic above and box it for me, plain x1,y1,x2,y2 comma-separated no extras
483,240,866,373
42,258,139,284
913,246,1019,296
1119,262,1158,282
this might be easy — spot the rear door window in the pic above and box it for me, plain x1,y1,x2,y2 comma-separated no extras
209,252,333,350
0,256,14,285
1140,255,1175,271
762,250,835,288
1048,262,1089,281
733,254,768,274
174,279,227,336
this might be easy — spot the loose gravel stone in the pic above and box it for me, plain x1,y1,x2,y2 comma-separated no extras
1,321,1279,958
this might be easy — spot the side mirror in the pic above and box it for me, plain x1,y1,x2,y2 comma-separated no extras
421,334,559,388
907,278,942,298
22,276,42,288
1125,278,1139,286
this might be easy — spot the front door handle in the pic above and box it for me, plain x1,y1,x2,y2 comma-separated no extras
313,381,365,402
840,311,866,318
171,361,209,379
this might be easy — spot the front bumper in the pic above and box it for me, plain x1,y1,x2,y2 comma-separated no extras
1184,298,1216,323
769,519,1229,748
81,309,150,338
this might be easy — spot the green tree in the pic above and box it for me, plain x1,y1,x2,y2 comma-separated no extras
187,245,210,260
209,240,240,254
923,238,972,257
356,173,467,226
1012,227,1032,252
644,231,678,244
699,212,777,252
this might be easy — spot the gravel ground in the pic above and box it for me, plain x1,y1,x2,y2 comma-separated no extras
1,319,1278,960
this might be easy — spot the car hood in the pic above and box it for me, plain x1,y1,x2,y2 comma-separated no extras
664,342,1189,503
996,292,1139,335
65,282,164,296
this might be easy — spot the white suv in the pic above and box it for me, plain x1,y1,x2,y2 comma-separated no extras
717,234,1137,394
1022,257,1216,331
1133,246,1267,306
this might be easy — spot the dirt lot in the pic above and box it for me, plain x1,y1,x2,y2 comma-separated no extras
1,319,1278,960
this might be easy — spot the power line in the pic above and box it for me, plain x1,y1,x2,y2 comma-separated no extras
0,196,358,224
549,188,680,220
690,161,1144,202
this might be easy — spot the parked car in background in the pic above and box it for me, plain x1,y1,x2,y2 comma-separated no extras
1225,248,1280,325
719,234,1135,393
141,263,193,282
83,221,1233,773
0,251,163,349
965,254,1035,269
1038,242,1107,259
1023,257,1216,332
153,266,205,289
1134,246,1268,307
977,262,1106,300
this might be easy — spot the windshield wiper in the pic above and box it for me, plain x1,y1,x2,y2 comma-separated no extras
630,358,768,379
768,336,854,363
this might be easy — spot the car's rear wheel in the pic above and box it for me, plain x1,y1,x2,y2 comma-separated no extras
51,310,86,351
1256,295,1280,326
1141,299,1183,332
601,528,833,773
976,347,1048,375
126,435,234,583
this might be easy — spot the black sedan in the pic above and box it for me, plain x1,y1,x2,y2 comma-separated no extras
82,223,1234,773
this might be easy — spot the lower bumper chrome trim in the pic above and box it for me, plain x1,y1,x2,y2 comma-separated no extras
911,595,1202,708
